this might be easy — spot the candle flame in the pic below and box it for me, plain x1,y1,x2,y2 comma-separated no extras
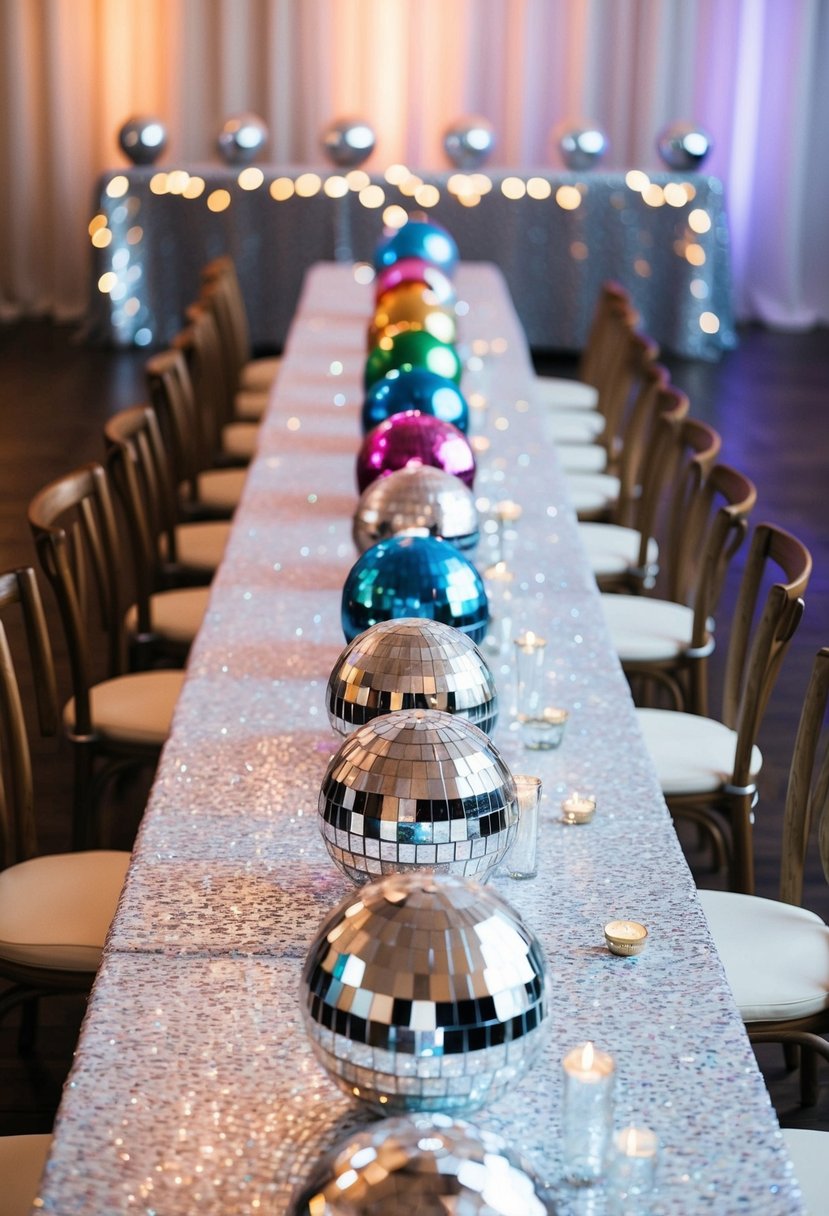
581,1041,594,1070
625,1127,638,1155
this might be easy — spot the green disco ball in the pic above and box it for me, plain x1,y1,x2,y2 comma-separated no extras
365,330,462,390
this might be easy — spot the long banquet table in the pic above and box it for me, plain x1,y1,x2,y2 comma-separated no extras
38,263,799,1213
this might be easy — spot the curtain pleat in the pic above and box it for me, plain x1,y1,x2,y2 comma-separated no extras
0,0,826,327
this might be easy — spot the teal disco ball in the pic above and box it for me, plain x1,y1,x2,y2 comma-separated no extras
341,534,489,644
373,219,459,276
362,368,469,434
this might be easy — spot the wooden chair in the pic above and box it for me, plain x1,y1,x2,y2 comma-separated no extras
145,348,248,520
535,280,637,413
699,647,829,1104
200,255,281,420
28,466,185,848
0,568,129,1038
0,1133,52,1215
637,522,812,894
104,403,229,586
601,460,757,715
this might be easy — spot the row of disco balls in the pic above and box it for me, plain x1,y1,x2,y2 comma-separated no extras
118,111,713,171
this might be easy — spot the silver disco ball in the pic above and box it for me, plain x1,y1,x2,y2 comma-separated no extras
216,112,269,164
326,617,498,736
321,118,376,168
318,708,516,884
118,116,167,165
443,116,496,169
300,872,551,1114
556,123,609,170
353,465,478,554
289,1112,556,1214
656,122,714,170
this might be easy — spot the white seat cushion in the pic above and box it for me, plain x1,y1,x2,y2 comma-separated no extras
636,707,763,795
195,467,248,512
125,587,210,646
0,1133,52,1216
699,890,829,1022
545,410,606,444
556,442,608,473
601,594,696,661
565,471,620,517
0,851,130,970
168,520,230,571
64,669,185,746
240,355,281,391
578,522,658,579
535,375,599,410
782,1129,829,1215
234,387,269,421
222,420,259,460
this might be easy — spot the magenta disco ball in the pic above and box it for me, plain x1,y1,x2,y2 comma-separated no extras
356,411,475,494
374,257,456,306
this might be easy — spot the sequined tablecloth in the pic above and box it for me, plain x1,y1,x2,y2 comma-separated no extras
87,167,736,360
38,265,799,1215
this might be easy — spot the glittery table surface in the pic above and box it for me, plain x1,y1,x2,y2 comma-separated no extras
87,167,736,359
38,265,801,1215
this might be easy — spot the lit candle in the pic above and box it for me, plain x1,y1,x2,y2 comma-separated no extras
561,1041,616,1185
604,919,649,957
560,791,596,824
515,630,546,652
609,1125,659,1208
495,498,522,524
519,705,569,751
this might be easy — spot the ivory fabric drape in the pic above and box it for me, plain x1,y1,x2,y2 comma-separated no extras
1,0,827,328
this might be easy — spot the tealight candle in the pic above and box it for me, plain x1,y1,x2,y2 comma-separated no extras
604,920,649,957
609,1126,659,1210
495,498,522,523
561,1041,616,1185
560,791,596,824
519,705,569,750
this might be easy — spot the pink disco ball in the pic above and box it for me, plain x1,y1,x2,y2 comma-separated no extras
374,257,456,307
356,411,475,494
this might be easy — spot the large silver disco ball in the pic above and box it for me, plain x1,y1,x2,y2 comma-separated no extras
353,465,478,553
300,872,551,1114
290,1113,556,1214
326,617,498,736
555,123,609,170
216,112,269,164
321,118,376,168
118,116,167,165
318,708,516,884
656,122,713,170
443,116,496,169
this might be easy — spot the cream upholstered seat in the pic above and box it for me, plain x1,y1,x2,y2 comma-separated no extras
556,441,609,474
782,1129,829,1214
535,377,598,410
636,523,812,894
698,648,829,1106
0,568,130,1055
0,1134,52,1216
602,597,697,662
544,409,606,444
67,668,184,746
167,518,229,571
124,587,210,650
578,521,659,581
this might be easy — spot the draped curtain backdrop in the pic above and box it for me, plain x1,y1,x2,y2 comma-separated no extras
1,0,827,328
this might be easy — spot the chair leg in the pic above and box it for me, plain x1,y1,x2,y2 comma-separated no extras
18,997,39,1055
800,1045,820,1106
72,741,97,850
729,792,755,896
784,1042,800,1071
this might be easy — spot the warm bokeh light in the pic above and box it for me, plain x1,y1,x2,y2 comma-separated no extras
501,176,526,200
527,177,552,200
625,170,650,193
149,173,168,195
663,182,688,207
91,228,112,248
183,176,205,198
642,183,665,207
634,258,652,277
382,204,408,228
346,170,371,191
555,185,581,210
98,272,118,293
105,175,129,199
126,225,143,244
270,177,295,201
323,175,349,198
700,311,720,333
88,214,107,235
398,173,422,197
414,183,439,207
685,243,706,266
167,170,191,194
207,189,231,212
384,163,409,185
359,184,385,208
688,208,712,233
469,173,493,195
295,173,322,197
238,167,264,191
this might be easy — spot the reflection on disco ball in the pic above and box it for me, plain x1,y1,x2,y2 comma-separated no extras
369,282,457,348
300,871,551,1113
341,534,489,643
373,219,459,276
321,117,376,168
374,258,456,306
216,112,269,164
289,1112,556,1214
356,412,475,494
443,116,496,169
318,709,516,883
353,465,478,554
556,123,609,170
326,617,497,736
656,122,714,170
364,330,462,390
362,368,469,435
118,116,168,165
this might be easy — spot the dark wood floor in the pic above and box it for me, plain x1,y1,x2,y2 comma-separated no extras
0,317,827,1137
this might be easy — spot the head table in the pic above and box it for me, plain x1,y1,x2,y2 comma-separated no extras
37,263,799,1213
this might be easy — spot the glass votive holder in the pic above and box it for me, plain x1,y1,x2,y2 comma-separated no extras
513,631,546,718
519,706,569,750
608,1126,659,1213
506,774,542,879
561,1041,616,1185
482,561,515,654
560,791,596,824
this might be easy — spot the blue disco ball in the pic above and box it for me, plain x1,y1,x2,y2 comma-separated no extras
362,368,469,434
300,872,551,1114
374,219,459,276
341,534,488,644
656,122,714,170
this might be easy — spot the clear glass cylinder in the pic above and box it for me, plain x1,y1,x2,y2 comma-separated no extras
513,631,546,717
506,774,542,879
561,1042,616,1185
608,1126,659,1213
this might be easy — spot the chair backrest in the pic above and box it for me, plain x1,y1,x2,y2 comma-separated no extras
28,463,129,733
779,647,829,907
200,256,251,379
0,568,59,866
579,281,637,387
145,348,204,505
723,523,812,787
609,362,684,529
174,307,233,453
595,329,660,464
